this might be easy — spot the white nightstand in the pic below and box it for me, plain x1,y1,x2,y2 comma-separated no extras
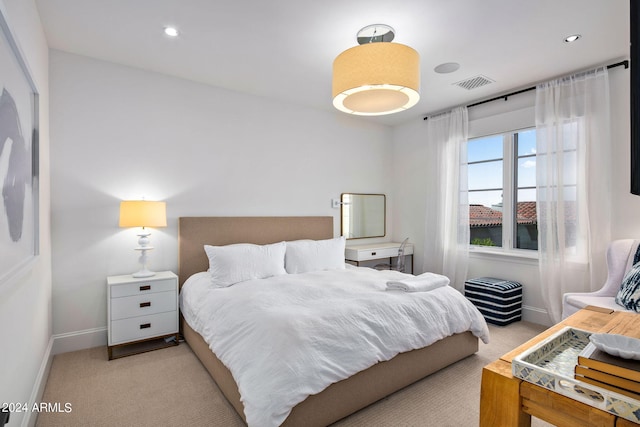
107,271,179,360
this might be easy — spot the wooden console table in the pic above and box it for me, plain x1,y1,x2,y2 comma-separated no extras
480,307,640,427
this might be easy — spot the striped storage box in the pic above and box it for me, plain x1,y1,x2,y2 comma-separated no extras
464,277,522,326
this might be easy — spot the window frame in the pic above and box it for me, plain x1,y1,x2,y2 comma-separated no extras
468,127,538,258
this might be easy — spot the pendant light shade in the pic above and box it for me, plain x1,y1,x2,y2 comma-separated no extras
332,26,420,116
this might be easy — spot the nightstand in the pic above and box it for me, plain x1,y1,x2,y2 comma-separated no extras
107,271,179,360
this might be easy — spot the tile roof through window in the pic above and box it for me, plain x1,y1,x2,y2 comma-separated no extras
469,202,537,227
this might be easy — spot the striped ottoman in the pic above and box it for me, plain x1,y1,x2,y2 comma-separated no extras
464,277,522,326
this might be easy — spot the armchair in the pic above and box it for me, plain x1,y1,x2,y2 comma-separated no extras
561,239,639,319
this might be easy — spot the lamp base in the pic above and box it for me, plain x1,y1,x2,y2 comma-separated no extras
132,268,156,278
132,231,155,278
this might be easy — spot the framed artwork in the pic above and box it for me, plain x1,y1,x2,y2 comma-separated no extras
0,5,39,287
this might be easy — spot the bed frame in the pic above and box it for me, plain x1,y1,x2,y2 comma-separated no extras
178,216,479,426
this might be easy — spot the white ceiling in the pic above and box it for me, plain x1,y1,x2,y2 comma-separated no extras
35,0,630,126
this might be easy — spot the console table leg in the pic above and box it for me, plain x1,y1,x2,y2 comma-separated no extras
480,361,531,427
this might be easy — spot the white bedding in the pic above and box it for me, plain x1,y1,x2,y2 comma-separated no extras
180,266,489,427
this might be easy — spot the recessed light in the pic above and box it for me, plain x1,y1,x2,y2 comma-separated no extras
164,26,179,37
434,62,460,74
564,34,581,43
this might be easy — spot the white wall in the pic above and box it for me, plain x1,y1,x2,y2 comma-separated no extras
49,50,393,347
45,25,640,352
0,0,51,426
610,66,640,239
391,65,634,326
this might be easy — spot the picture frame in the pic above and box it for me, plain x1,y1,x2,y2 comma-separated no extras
0,4,40,288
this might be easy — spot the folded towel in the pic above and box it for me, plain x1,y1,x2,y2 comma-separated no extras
386,272,450,292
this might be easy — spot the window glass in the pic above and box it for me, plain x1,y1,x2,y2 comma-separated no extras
469,160,503,191
515,129,538,250
468,136,504,248
517,129,536,156
469,190,503,207
469,128,538,251
468,135,502,162
515,190,538,250
563,151,578,185
517,157,536,188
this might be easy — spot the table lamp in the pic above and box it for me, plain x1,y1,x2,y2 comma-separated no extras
119,200,167,277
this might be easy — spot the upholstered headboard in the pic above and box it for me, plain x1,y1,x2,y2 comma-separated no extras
178,216,333,287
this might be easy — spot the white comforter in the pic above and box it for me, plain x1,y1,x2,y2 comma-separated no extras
180,266,489,427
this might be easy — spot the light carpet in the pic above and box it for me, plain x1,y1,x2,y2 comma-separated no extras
36,322,552,427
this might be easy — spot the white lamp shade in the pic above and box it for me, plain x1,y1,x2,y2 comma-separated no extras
119,201,167,228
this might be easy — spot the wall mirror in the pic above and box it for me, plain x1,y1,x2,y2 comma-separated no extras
340,193,386,239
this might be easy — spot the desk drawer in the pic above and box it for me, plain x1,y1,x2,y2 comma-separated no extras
110,311,177,345
110,291,176,321
347,247,399,261
110,278,175,298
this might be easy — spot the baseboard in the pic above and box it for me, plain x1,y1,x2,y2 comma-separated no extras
19,329,108,426
22,337,54,427
51,327,108,355
522,304,552,326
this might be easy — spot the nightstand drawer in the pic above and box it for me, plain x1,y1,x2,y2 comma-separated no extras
110,291,176,321
110,278,175,298
355,247,398,260
345,243,414,262
110,311,177,345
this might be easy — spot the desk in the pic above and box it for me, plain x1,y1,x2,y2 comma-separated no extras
480,307,640,427
345,242,414,273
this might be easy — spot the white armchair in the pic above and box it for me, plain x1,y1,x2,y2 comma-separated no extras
562,239,639,319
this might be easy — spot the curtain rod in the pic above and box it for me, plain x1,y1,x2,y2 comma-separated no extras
422,60,629,120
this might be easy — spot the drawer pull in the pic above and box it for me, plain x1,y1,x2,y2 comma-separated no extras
140,323,151,329
139,285,151,291
140,302,151,308
371,252,377,256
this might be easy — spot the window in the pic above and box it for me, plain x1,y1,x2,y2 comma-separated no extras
468,128,538,251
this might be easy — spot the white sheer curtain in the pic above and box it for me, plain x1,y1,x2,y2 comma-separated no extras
536,67,612,323
423,106,469,291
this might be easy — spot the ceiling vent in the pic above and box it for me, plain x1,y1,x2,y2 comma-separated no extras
453,75,495,90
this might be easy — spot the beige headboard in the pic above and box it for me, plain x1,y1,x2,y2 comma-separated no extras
178,216,333,287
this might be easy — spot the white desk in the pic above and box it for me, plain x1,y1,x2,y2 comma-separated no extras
345,242,414,273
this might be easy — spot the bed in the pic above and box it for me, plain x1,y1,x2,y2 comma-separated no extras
178,216,489,427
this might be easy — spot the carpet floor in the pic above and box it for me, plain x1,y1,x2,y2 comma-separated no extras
36,322,553,427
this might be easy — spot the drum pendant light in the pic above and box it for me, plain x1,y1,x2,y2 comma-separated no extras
332,24,420,116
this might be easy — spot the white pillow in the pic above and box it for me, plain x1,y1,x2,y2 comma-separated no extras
204,242,287,287
285,237,346,274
